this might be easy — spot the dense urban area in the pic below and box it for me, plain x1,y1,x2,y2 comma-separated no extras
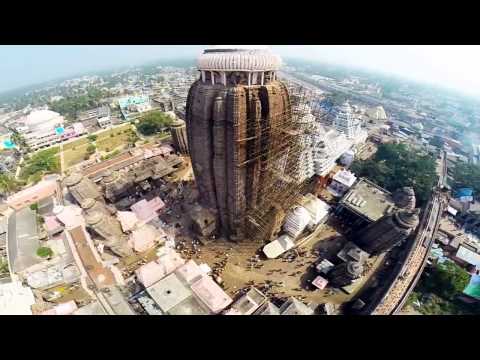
0,46,479,315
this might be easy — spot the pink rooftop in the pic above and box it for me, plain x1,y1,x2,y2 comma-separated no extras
175,260,203,285
312,275,329,290
191,275,232,314
7,179,57,210
40,300,78,315
135,248,185,287
43,215,63,232
117,211,139,232
55,205,85,229
129,225,164,253
130,197,165,223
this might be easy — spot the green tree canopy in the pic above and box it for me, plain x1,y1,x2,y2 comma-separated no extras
49,87,111,120
350,143,438,206
136,111,174,136
21,147,60,183
0,173,21,196
452,162,480,196
86,144,96,155
430,136,444,149
420,261,470,301
37,246,53,259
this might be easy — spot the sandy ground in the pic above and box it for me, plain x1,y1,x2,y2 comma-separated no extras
175,218,380,306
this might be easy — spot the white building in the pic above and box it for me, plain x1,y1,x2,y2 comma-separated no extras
263,234,295,259
327,169,357,197
333,102,368,146
97,116,112,128
283,206,311,239
20,109,65,150
366,106,387,122
301,193,330,231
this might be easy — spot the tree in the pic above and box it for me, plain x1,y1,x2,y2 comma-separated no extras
452,162,480,196
351,143,438,206
30,203,38,211
86,144,96,155
87,134,98,142
49,87,111,120
136,111,174,136
421,262,470,301
21,147,60,183
430,136,444,149
0,173,21,196
10,130,28,152
37,246,53,259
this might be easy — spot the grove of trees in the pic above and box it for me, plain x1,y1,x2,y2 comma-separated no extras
136,111,174,136
452,162,480,195
20,147,60,184
350,143,438,206
49,88,111,121
0,173,21,196
408,261,479,315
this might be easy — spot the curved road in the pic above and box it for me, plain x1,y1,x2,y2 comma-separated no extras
371,151,447,315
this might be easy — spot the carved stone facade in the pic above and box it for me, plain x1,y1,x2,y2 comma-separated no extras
328,261,363,288
64,173,102,204
354,209,420,255
393,187,416,210
169,118,189,155
186,59,291,240
85,210,132,257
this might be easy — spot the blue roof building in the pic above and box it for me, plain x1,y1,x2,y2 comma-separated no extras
454,188,474,199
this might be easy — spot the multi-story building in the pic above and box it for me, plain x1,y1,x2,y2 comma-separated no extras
18,109,65,150
118,95,151,120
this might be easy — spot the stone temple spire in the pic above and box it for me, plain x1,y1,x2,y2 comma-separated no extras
186,46,293,242
354,209,420,255
393,187,416,210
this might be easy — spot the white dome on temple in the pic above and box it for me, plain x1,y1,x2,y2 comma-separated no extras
198,46,282,72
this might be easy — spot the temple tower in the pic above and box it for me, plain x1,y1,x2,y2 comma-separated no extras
186,46,293,241
354,209,420,255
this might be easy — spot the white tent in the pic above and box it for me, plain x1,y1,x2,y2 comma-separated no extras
263,235,295,259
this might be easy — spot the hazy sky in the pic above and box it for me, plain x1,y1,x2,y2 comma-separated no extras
1,45,479,98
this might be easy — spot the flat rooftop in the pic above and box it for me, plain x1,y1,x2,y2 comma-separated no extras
146,273,192,313
7,208,41,273
339,178,395,222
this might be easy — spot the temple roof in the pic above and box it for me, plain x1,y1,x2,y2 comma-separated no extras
198,46,281,72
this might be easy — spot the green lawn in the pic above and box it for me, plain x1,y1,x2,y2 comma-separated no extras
96,130,134,152
63,143,90,168
63,137,89,151
62,123,135,168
